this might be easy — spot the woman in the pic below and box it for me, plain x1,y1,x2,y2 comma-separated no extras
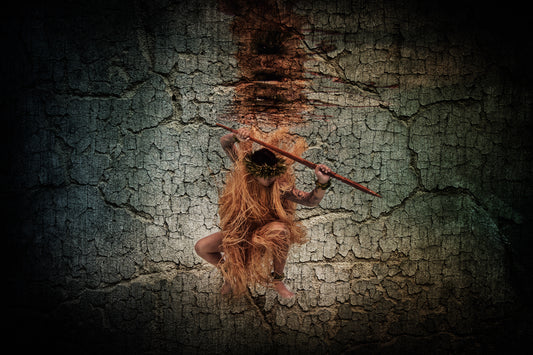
195,127,331,298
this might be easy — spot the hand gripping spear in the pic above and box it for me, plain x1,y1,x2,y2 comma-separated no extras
216,123,382,198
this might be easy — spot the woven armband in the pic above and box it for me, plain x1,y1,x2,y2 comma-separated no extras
315,180,332,190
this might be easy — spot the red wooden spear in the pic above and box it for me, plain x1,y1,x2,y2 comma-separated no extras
216,123,382,198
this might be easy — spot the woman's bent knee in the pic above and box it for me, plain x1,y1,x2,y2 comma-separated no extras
194,239,204,256
195,232,223,256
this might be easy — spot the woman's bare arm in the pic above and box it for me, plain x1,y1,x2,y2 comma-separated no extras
220,133,238,162
283,164,331,207
284,186,325,207
220,128,250,162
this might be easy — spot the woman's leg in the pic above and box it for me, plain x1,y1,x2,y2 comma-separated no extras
268,222,295,298
273,244,294,298
195,232,231,294
194,231,224,265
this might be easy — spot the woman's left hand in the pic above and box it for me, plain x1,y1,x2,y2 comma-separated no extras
315,164,331,184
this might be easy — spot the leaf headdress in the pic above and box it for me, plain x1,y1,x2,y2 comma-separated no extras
244,155,287,178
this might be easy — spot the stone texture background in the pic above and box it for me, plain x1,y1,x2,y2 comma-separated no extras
3,0,532,353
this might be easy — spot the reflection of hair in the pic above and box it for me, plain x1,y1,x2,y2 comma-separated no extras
218,127,307,296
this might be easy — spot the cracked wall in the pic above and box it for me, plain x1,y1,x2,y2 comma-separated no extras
4,0,532,353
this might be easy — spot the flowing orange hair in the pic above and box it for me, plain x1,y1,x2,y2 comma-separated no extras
218,127,307,296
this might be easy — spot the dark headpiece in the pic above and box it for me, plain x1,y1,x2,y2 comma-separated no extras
244,148,287,178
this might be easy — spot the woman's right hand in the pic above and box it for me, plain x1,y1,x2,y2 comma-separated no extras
235,128,250,141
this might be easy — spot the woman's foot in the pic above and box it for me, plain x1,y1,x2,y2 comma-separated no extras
273,280,295,298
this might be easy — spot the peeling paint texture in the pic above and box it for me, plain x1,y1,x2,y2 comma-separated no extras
3,0,532,353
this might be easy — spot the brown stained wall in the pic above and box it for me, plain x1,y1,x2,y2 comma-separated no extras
3,0,532,353
219,0,309,125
